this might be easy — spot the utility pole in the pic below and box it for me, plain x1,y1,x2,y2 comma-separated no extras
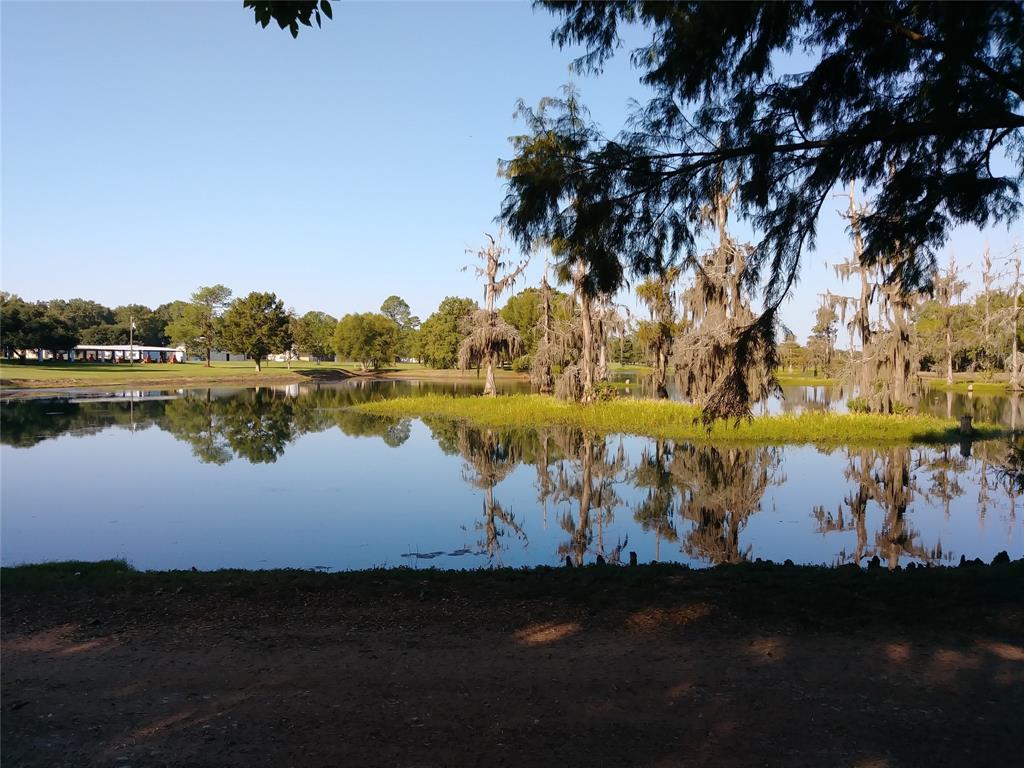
129,313,135,367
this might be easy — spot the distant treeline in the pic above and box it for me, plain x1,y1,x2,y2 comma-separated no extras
0,284,641,372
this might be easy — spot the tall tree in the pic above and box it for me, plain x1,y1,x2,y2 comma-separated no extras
503,2,1023,419
671,178,775,416
635,267,681,398
380,295,420,360
334,312,401,371
380,295,418,329
417,296,478,369
0,295,79,358
166,285,233,366
291,310,337,362
1011,244,1023,390
45,298,114,335
500,287,543,358
459,233,529,396
809,303,839,372
114,304,167,347
220,291,291,372
930,254,969,385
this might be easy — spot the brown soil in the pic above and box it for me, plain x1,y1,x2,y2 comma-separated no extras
3,567,1022,768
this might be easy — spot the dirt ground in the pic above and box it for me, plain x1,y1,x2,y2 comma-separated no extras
3,565,1022,767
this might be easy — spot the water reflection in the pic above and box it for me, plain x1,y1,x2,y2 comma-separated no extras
618,372,1024,427
2,386,414,463
1,384,1022,569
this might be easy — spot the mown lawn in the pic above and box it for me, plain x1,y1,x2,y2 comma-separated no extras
0,359,352,388
355,393,1005,445
775,372,840,386
0,360,527,389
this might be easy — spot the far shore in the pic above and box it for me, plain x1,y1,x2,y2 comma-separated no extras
0,360,530,394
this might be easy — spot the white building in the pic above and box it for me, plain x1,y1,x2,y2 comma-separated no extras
70,344,185,363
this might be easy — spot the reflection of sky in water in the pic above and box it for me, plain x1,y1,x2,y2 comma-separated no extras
1,382,1021,571
616,374,1024,426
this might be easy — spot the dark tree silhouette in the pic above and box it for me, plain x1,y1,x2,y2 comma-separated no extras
503,2,1023,418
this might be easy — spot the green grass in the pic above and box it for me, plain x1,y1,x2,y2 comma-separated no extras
0,359,353,387
925,379,1012,394
354,393,1005,445
609,362,653,373
776,372,840,386
0,359,527,389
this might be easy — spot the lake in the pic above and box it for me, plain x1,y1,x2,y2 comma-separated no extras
2,379,1021,570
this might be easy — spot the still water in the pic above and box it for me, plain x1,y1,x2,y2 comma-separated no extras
2,380,1021,570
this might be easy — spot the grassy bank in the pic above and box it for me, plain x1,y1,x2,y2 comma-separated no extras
355,393,1005,445
0,360,354,389
925,379,1012,394
776,372,839,386
371,363,527,382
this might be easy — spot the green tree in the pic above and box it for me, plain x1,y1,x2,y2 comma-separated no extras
636,267,682,398
1,295,78,358
416,296,478,369
114,304,168,346
291,310,337,362
165,285,233,365
380,295,420,359
502,3,1023,419
809,304,839,372
220,291,292,372
45,298,114,335
500,287,542,358
78,324,123,346
333,312,400,371
380,295,418,329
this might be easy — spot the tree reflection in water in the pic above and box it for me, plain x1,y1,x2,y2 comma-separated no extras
631,439,678,561
672,444,785,564
456,425,527,561
550,432,628,566
163,386,413,464
3,387,1021,567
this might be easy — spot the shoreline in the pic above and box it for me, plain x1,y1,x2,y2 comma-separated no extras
0,362,530,397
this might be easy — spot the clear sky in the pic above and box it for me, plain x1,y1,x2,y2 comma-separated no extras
2,0,1020,342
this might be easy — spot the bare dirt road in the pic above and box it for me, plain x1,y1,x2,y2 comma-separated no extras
3,563,1022,767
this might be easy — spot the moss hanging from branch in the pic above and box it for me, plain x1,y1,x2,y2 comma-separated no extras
460,231,529,396
672,178,778,422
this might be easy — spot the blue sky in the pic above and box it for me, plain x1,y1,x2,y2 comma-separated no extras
2,1,1020,342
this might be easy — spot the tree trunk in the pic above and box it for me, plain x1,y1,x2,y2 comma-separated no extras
655,347,669,399
206,347,212,367
484,357,497,397
254,357,261,372
576,436,593,566
945,326,954,386
596,339,609,382
1013,251,1022,391
579,290,595,402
